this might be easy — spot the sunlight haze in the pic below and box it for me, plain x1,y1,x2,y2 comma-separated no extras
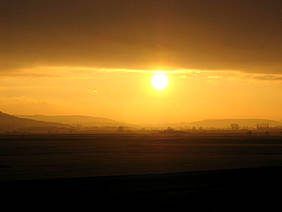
1,0,282,124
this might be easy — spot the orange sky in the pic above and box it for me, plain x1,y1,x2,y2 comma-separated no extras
1,1,282,124
1,66,282,124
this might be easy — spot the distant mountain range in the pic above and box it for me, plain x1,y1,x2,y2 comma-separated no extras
0,111,68,132
1,111,282,132
168,119,282,129
20,115,126,127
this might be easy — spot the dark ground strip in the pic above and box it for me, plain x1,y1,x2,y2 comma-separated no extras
1,166,282,210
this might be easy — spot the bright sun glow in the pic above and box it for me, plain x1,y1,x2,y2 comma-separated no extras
151,73,169,91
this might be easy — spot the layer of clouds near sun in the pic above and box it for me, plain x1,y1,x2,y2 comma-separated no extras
1,0,282,75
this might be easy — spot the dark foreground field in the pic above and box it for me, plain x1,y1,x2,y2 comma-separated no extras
1,166,282,210
1,133,282,209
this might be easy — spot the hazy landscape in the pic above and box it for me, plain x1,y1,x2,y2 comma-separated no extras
2,111,282,133
2,0,282,209
1,124,282,209
1,111,282,181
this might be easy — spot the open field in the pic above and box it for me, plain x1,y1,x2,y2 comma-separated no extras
2,166,282,210
1,133,282,209
1,133,282,181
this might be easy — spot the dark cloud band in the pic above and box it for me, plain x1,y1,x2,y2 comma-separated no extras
1,0,282,73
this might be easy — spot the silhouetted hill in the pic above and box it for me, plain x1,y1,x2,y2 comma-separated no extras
20,115,126,127
176,119,282,129
0,111,69,132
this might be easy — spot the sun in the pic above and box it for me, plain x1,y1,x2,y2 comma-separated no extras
151,72,169,91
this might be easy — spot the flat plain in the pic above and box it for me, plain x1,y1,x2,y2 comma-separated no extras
1,133,282,209
1,133,282,181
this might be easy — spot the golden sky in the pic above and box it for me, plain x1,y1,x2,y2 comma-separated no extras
1,66,282,124
1,0,282,124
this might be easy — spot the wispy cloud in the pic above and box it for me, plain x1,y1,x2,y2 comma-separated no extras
251,75,282,81
1,65,282,82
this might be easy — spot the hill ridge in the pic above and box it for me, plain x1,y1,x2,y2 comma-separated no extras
0,111,69,132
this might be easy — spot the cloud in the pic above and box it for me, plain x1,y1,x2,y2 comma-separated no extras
1,0,282,75
2,65,282,82
251,75,282,81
